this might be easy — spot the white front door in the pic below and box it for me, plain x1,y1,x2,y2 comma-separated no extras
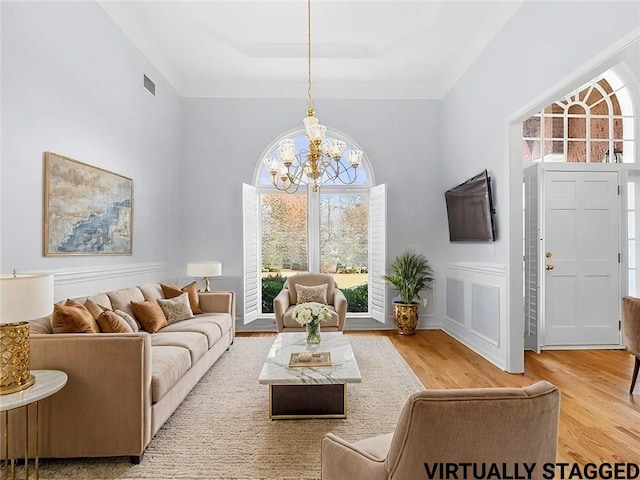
542,170,621,347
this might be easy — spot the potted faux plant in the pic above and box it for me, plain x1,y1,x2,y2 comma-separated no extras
384,250,434,335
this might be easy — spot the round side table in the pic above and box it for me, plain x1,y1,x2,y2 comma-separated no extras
1,370,68,480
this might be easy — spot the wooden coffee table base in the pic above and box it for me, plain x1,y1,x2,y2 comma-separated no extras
269,384,347,419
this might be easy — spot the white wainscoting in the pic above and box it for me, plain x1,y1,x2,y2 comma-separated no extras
443,262,507,370
31,262,178,301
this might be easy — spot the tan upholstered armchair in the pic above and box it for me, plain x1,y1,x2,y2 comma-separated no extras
273,273,347,332
321,381,560,480
622,296,640,394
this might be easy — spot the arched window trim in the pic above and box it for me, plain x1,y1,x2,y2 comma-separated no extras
253,127,375,189
523,68,636,164
243,129,387,325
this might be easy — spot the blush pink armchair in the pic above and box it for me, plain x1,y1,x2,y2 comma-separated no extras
273,273,347,332
321,381,560,480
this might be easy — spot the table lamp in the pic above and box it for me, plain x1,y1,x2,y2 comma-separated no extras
0,272,54,394
187,262,222,292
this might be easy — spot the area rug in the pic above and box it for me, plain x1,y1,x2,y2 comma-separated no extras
33,336,424,480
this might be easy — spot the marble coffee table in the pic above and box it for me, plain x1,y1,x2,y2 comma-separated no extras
258,332,362,419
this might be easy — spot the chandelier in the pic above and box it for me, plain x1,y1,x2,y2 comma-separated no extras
263,0,363,194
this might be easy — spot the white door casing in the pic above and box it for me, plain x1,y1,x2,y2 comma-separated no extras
541,170,621,347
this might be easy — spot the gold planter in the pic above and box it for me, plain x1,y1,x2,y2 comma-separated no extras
0,321,35,394
393,303,419,335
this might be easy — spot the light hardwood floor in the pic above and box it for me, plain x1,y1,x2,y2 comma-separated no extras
238,329,640,464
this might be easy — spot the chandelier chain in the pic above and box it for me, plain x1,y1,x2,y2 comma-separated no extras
307,0,312,113
263,0,363,194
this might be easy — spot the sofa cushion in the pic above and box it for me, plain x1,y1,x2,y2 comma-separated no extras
151,346,192,403
131,300,168,333
85,293,112,310
139,284,164,302
96,310,134,333
157,293,194,324
295,283,328,304
30,315,53,334
283,305,339,329
159,316,227,348
52,300,100,334
151,331,208,364
107,287,145,318
161,282,202,314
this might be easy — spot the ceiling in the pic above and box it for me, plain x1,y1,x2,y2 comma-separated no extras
98,1,523,99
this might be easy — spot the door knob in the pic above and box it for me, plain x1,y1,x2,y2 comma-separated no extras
545,264,554,270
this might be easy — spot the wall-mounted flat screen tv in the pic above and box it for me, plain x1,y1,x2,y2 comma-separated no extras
445,169,496,242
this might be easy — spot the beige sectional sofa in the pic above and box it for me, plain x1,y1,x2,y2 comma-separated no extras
5,283,235,463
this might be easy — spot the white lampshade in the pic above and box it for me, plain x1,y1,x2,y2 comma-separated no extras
187,262,222,278
0,274,54,324
0,273,54,394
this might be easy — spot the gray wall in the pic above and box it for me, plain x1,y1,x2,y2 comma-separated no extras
181,98,443,325
0,1,183,279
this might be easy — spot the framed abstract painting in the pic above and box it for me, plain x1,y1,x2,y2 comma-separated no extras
44,152,133,256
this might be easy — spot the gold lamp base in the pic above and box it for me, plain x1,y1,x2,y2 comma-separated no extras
0,321,35,395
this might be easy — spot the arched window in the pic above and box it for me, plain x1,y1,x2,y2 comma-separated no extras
243,129,386,326
523,69,635,163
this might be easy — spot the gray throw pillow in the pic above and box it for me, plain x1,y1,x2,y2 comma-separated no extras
115,309,140,332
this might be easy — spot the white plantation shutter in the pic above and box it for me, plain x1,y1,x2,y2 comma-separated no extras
243,184,259,324
369,184,386,322
523,166,539,351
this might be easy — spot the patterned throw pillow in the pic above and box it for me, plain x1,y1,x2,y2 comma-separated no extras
157,292,195,324
115,309,140,332
295,284,328,304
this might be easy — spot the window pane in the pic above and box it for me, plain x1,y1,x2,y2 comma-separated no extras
567,141,587,162
628,182,635,210
629,212,636,240
590,141,608,163
543,140,564,162
261,193,308,313
629,240,636,269
320,193,369,313
523,116,540,138
567,117,586,139
629,271,637,297
522,139,541,162
543,116,563,139
590,117,608,139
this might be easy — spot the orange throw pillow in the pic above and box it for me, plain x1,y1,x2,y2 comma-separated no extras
131,300,167,333
161,282,202,314
97,310,134,333
52,300,100,334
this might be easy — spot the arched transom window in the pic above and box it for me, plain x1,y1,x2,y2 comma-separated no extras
523,69,635,163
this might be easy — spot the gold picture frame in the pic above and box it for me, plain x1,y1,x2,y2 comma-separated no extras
44,152,133,256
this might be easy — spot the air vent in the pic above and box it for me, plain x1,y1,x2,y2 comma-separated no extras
143,74,156,96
